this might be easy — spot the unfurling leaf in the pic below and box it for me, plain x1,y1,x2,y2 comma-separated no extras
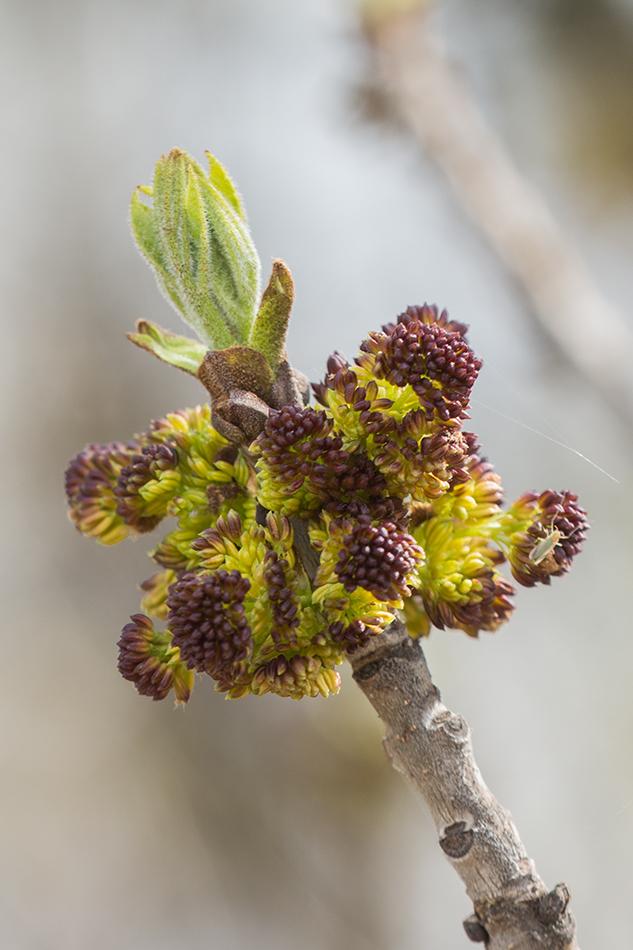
127,320,208,375
130,148,261,351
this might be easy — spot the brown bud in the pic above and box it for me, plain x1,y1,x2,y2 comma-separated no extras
538,884,570,924
212,390,271,445
439,821,474,858
197,346,275,402
462,915,488,943
269,360,308,410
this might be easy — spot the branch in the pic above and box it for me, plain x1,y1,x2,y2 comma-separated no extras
363,4,633,425
348,619,579,949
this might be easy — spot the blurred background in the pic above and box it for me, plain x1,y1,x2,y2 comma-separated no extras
3,0,633,946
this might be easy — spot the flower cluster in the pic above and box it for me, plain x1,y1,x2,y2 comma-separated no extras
494,489,589,587
65,440,143,544
117,614,193,703
334,516,423,603
66,304,588,704
254,404,404,521
358,309,481,424
167,569,253,691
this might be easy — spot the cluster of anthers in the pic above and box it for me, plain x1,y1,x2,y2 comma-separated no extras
66,305,588,703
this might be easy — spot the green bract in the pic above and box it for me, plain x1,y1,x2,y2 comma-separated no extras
248,260,294,373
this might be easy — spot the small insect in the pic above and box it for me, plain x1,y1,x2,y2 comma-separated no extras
529,527,563,566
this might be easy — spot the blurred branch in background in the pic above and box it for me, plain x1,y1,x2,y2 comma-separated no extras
360,0,633,427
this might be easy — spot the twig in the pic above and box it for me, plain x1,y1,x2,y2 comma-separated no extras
363,4,633,425
349,619,578,949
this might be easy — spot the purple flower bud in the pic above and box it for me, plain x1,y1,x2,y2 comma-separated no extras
117,614,192,703
65,441,141,544
334,516,423,602
327,619,371,654
115,443,179,532
167,570,253,681
254,405,405,520
359,317,482,424
418,572,515,637
508,490,589,587
382,304,470,340
263,550,301,648
250,652,336,699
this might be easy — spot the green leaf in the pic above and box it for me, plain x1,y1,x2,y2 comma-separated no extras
193,164,260,344
130,186,188,318
130,148,261,352
127,320,208,375
206,151,245,220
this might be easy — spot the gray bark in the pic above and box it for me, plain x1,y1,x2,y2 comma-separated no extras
349,619,578,949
